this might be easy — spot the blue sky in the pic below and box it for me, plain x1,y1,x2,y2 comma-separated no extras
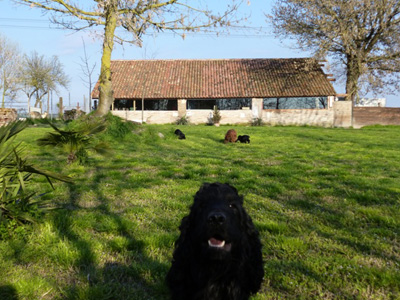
1,0,398,111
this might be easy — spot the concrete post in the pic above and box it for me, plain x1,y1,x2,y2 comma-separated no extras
333,101,353,127
252,98,263,119
178,99,187,117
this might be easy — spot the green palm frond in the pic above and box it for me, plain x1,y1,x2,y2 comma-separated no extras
1,120,73,226
86,123,107,136
0,121,28,143
37,119,109,165
90,141,111,156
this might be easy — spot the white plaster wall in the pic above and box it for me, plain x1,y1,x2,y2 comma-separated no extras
111,110,179,124
186,109,254,124
263,109,334,127
111,109,255,124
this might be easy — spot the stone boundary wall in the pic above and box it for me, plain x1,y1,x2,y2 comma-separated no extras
353,107,400,128
0,108,17,126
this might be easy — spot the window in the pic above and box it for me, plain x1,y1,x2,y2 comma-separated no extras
187,98,252,110
114,99,177,111
187,99,216,110
263,97,327,109
142,99,177,110
114,99,133,110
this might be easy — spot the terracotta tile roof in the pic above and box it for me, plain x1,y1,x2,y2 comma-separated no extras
91,58,336,99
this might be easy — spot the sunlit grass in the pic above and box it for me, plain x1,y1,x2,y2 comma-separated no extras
1,124,399,299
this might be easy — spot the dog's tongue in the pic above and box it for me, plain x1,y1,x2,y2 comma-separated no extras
208,238,225,248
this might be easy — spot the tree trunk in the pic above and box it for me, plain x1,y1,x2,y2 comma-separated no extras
345,55,361,103
94,7,117,117
2,70,6,108
34,95,40,108
1,90,5,108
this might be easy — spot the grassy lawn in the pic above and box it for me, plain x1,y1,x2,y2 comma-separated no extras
1,123,399,299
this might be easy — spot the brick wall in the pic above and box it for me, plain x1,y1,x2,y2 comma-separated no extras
353,107,400,128
0,108,17,126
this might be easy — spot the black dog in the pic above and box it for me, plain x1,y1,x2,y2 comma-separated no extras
174,129,186,140
237,135,250,144
166,182,264,300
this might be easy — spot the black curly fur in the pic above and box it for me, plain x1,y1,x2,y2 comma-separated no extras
166,182,264,300
237,135,250,144
174,129,186,139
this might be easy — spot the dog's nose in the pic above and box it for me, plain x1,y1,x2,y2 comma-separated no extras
208,212,226,225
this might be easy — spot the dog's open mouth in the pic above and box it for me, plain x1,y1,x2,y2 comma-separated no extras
208,237,232,251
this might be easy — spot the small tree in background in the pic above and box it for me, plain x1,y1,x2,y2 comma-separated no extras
20,51,69,110
78,38,97,113
0,34,21,108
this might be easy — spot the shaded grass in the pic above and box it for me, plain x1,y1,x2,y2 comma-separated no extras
1,124,400,299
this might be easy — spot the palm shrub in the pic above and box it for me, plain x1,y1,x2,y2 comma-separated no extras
68,113,136,139
176,114,189,125
37,118,110,164
251,117,264,126
212,105,221,124
0,121,72,238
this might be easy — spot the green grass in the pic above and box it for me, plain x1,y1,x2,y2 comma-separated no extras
1,124,400,299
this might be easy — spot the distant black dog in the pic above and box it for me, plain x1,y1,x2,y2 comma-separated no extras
166,182,264,300
174,129,186,140
237,135,250,144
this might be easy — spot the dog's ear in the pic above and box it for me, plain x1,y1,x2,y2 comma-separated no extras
238,205,261,257
178,216,190,238
196,182,211,196
241,211,264,292
176,208,196,246
224,183,244,205
242,210,259,240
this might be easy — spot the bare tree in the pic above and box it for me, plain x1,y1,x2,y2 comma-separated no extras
79,37,97,112
20,51,69,111
0,34,21,108
14,0,243,116
269,0,400,102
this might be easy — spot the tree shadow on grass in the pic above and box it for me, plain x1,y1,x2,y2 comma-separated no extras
51,166,170,300
262,258,379,299
0,285,19,300
238,173,400,297
283,195,400,263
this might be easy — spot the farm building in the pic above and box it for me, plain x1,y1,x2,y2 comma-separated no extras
91,58,348,126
